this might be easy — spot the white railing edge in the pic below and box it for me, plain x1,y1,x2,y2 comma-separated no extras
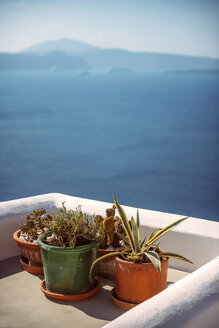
102,256,219,328
0,193,219,271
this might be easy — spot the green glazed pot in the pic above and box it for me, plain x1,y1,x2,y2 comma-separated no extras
38,232,98,295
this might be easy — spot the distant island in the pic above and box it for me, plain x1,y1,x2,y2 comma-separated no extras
0,38,219,72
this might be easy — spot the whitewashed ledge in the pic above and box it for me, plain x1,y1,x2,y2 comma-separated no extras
0,193,219,328
103,256,219,328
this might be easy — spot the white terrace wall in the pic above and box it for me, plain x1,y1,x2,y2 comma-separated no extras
103,256,219,328
1,193,218,328
0,193,219,271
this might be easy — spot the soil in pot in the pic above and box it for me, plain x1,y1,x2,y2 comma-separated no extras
115,255,169,304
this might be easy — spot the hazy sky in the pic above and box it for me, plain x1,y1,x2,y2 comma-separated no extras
0,0,219,58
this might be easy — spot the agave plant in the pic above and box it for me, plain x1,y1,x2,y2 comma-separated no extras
89,194,192,281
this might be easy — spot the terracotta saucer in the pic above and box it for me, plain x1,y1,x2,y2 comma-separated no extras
111,288,138,310
40,278,100,301
20,256,44,275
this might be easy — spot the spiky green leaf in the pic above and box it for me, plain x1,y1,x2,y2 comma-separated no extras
120,252,128,261
143,217,189,251
159,252,193,264
140,236,147,247
147,229,161,242
121,247,132,253
127,255,141,262
116,232,130,245
136,210,140,229
144,251,161,272
113,194,135,252
89,251,121,282
131,220,141,253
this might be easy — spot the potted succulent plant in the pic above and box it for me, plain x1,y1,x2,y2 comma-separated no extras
95,205,127,279
90,194,192,310
13,208,52,274
38,202,101,301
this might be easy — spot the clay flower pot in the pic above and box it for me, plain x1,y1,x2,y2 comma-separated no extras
115,255,169,304
13,229,43,274
38,232,99,297
98,247,126,279
40,278,100,301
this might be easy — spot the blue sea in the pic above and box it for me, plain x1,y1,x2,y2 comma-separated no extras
0,71,218,221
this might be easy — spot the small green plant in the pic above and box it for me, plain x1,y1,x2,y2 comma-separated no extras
43,202,100,247
20,208,52,242
89,194,192,281
95,205,126,249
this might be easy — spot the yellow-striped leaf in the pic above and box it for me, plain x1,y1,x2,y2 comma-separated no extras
116,231,129,245
136,210,140,229
159,252,193,264
143,217,189,251
89,251,121,282
147,229,161,242
113,194,135,252
144,251,161,272
131,219,141,253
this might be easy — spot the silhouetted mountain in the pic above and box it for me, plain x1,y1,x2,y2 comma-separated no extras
1,39,219,71
81,48,219,71
23,38,98,55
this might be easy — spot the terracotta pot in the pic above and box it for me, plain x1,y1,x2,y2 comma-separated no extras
38,232,99,295
20,256,44,275
98,247,124,279
115,255,169,304
111,288,137,310
13,230,42,265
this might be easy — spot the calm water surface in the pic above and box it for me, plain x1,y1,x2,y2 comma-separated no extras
0,71,218,221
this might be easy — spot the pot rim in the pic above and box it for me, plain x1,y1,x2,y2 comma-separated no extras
38,231,99,251
13,229,39,247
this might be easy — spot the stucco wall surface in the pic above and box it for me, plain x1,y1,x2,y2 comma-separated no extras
0,193,219,270
103,256,219,328
0,193,219,328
